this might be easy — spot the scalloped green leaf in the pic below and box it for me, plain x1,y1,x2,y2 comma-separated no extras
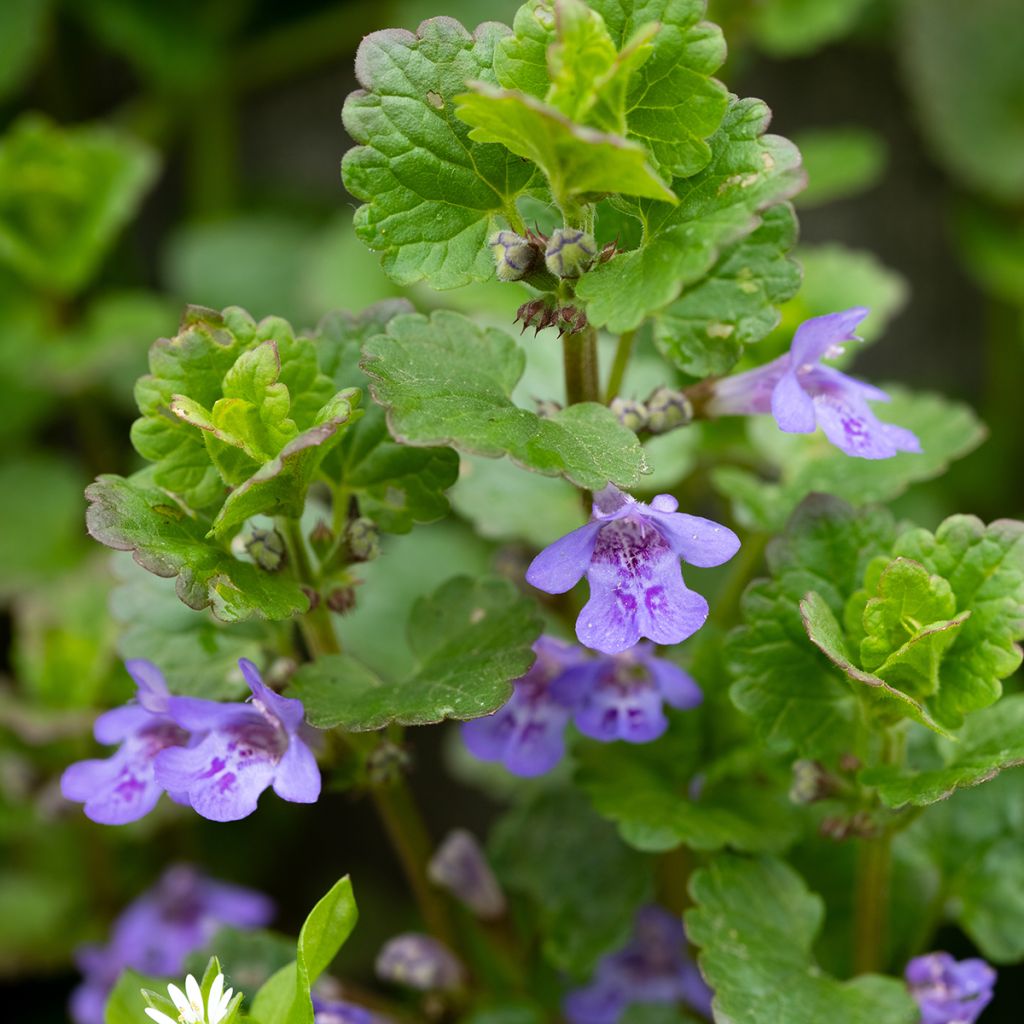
361,310,648,490
653,202,800,377
341,18,538,289
686,855,917,1024
85,474,308,623
575,96,804,332
289,576,542,731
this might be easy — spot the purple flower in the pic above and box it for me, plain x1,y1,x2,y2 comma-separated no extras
706,307,921,459
154,659,321,822
428,829,506,919
461,636,586,776
564,906,712,1024
313,997,377,1024
552,644,702,744
61,660,189,825
905,952,996,1024
375,934,466,992
70,864,273,1024
526,486,740,654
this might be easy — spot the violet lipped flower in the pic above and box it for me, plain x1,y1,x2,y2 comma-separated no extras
552,643,702,744
905,951,996,1024
61,660,189,825
461,635,586,776
705,307,921,459
69,864,273,1024
564,906,712,1024
428,829,507,919
526,486,740,655
376,934,466,992
155,659,321,822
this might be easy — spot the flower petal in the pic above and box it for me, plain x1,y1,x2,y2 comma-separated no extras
813,391,920,459
145,1009,178,1024
92,705,154,745
271,739,321,803
62,749,164,825
644,510,740,568
643,657,703,710
124,659,170,712
790,307,869,365
526,521,602,594
771,368,817,433
240,659,306,732
574,679,668,743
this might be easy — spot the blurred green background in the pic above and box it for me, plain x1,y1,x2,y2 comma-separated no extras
1,0,1022,1020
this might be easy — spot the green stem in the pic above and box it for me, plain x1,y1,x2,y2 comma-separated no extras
279,518,341,656
604,329,637,403
563,325,600,407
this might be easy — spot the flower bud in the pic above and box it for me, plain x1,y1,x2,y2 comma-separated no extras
545,227,597,278
489,230,540,282
309,520,335,560
645,386,693,434
346,517,380,563
375,934,465,992
366,739,410,786
610,397,649,432
245,528,286,572
327,586,357,615
428,829,506,920
301,585,321,611
535,398,563,419
789,759,832,805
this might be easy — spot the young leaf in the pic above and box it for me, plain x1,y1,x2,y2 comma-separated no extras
653,202,801,377
290,576,542,730
85,475,308,623
361,309,648,490
575,96,804,332
686,855,918,1024
341,18,538,289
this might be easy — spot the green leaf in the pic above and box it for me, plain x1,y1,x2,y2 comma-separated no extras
455,84,676,207
952,198,1024,307
891,515,1024,726
793,127,887,207
250,877,358,1024
0,0,49,100
862,694,1024,808
85,474,308,623
493,0,554,98
490,787,653,975
342,18,537,289
291,575,542,730
686,855,918,1024
0,114,158,294
575,97,805,333
589,0,729,177
799,590,952,737
313,304,459,533
728,495,897,758
105,969,174,1024
712,388,985,532
362,309,648,490
901,0,1024,203
749,0,872,57
653,202,801,377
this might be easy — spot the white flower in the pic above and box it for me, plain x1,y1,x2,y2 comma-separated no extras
143,972,234,1024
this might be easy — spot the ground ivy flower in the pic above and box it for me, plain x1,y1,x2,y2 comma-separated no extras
905,952,996,1024
564,906,712,1024
428,829,506,919
60,660,188,825
461,636,586,776
375,934,466,992
552,643,702,743
145,972,234,1024
154,659,320,822
313,997,377,1024
69,864,272,1024
526,486,740,654
706,307,921,459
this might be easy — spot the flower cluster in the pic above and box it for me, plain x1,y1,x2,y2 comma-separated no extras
905,952,996,1024
462,636,702,776
62,658,320,824
564,906,712,1024
70,865,272,1024
706,307,921,460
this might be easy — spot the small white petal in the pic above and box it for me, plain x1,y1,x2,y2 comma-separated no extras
145,1009,178,1024
208,973,224,1014
167,983,190,1014
185,974,204,1011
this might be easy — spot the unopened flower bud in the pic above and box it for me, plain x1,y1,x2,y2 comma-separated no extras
645,386,693,434
545,227,597,278
309,520,335,559
366,740,411,786
789,759,833,805
428,829,506,920
535,398,563,419
327,586,357,615
346,517,380,563
610,397,649,432
489,230,540,282
245,528,286,572
375,934,465,992
301,585,321,611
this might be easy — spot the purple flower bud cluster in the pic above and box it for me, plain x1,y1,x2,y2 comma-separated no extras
564,906,712,1024
905,952,996,1024
70,864,272,1024
61,658,320,824
706,307,921,460
461,636,702,776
